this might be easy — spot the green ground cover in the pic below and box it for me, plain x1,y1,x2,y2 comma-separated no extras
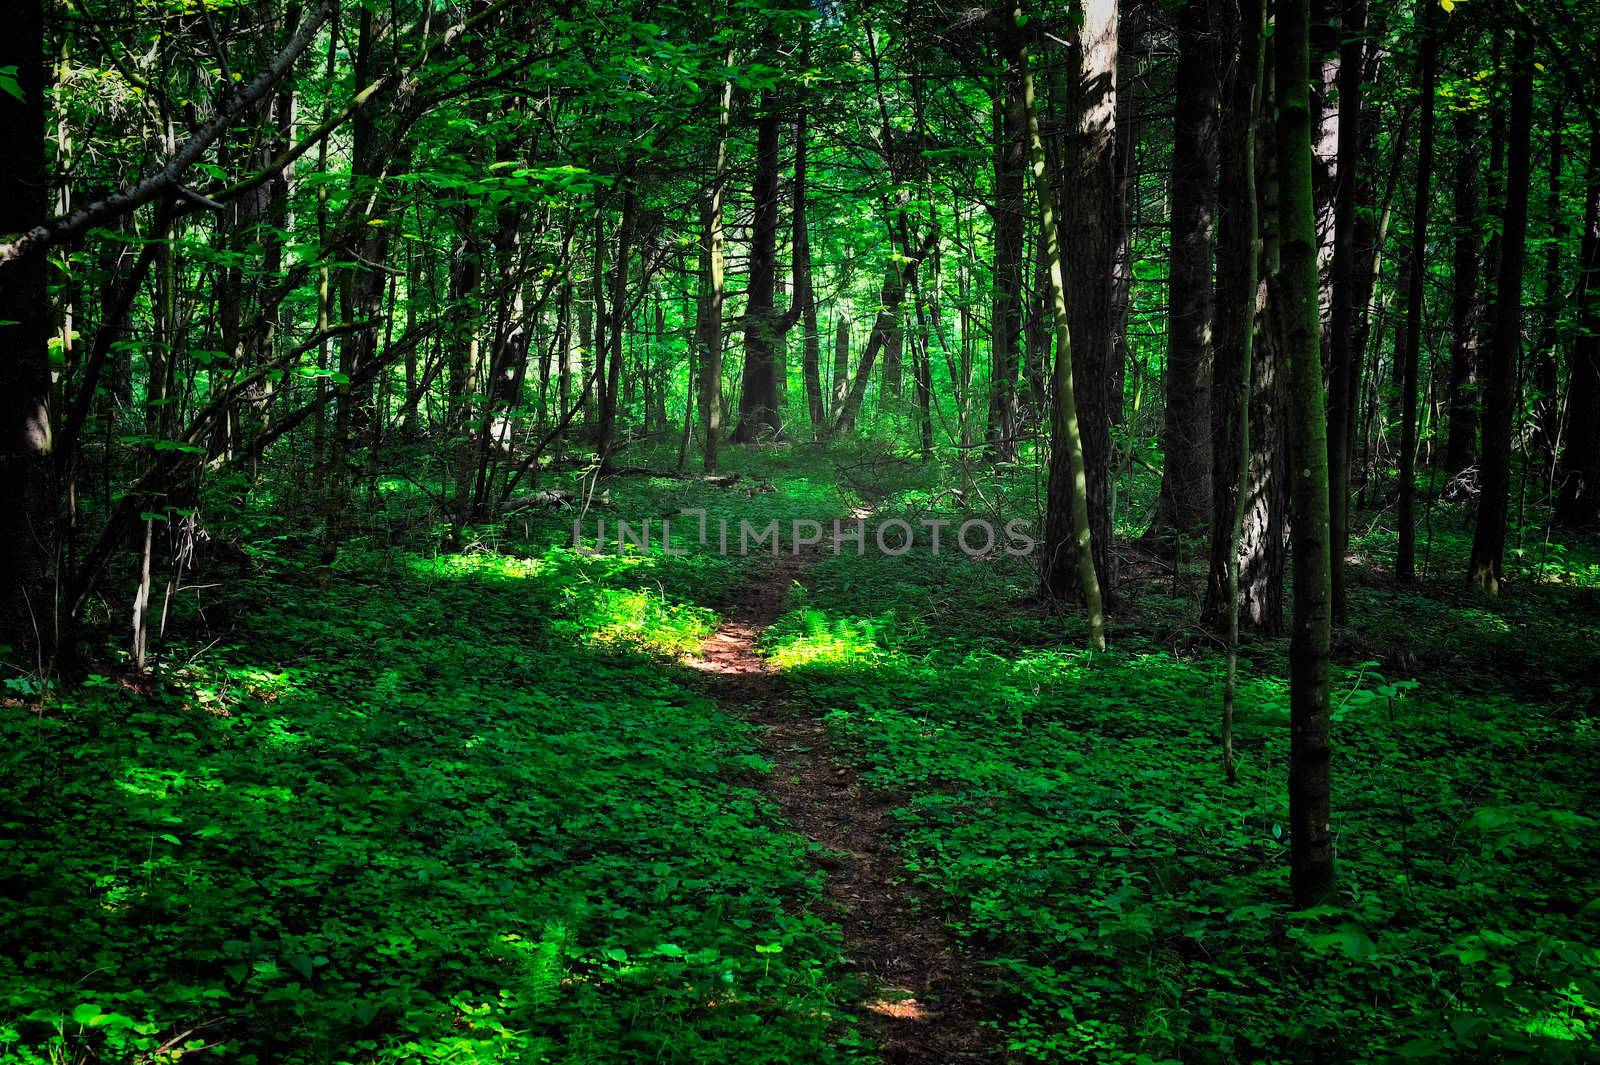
3,446,1597,1063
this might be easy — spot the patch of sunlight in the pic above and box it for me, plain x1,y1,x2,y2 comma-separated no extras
381,996,555,1063
409,545,670,585
1459,607,1513,634
375,475,420,495
188,684,230,715
543,544,660,577
580,589,716,655
227,666,294,701
262,718,305,748
768,611,879,670
1524,1012,1588,1041
1522,982,1600,1042
497,923,572,1006
116,766,190,798
1532,560,1600,588
407,552,551,581
1013,648,1095,683
866,991,929,1021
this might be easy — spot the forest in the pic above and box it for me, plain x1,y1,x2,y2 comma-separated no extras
1,0,1598,1060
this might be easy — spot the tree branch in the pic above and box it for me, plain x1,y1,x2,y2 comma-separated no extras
0,0,334,265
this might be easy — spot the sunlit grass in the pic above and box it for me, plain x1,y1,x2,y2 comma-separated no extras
766,610,881,670
580,588,716,655
407,551,552,581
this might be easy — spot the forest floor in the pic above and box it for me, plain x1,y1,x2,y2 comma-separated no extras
3,442,1599,1064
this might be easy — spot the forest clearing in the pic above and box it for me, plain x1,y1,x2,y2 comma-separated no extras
2,0,1599,1061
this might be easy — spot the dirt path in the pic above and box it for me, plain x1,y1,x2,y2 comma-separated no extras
688,551,990,1063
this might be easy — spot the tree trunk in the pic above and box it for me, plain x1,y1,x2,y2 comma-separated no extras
1046,0,1119,599
911,277,935,460
1024,234,1049,419
1022,10,1105,652
1212,0,1263,781
1206,0,1277,635
447,207,482,531
882,319,904,399
792,103,824,436
1325,0,1365,617
1469,31,1534,591
1150,0,1218,538
1529,109,1567,485
831,313,851,420
1342,38,1388,503
0,0,53,665
1276,0,1336,907
1475,32,1508,439
325,0,387,562
987,19,1026,461
1109,4,1144,433
597,185,634,469
1394,0,1437,582
698,51,732,472
1241,50,1290,636
1555,127,1600,526
734,100,784,443
833,234,935,434
344,1,388,451
1445,105,1482,482
1310,0,1341,319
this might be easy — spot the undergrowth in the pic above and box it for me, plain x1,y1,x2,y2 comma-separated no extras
3,446,1597,1063
764,481,1600,1063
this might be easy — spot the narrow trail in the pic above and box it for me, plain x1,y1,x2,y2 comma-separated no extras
688,550,991,1063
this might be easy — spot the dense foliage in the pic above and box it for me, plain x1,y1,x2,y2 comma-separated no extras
2,0,1599,1060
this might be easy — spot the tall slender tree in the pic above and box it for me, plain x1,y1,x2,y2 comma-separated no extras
988,19,1026,462
1395,0,1438,582
792,100,824,435
1469,29,1536,591
1556,126,1600,525
1207,0,1286,638
1150,0,1219,538
1214,0,1266,781
1326,0,1366,615
1276,0,1337,906
1445,104,1483,481
698,43,733,472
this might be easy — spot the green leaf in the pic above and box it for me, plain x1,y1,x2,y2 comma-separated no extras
1308,923,1379,960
